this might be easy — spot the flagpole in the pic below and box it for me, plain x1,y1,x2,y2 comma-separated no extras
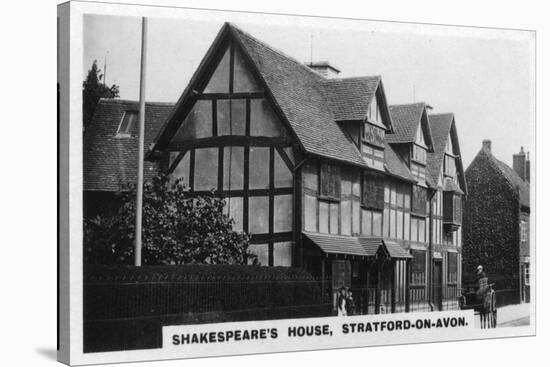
135,17,148,266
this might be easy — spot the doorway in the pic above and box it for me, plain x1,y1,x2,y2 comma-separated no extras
433,260,443,311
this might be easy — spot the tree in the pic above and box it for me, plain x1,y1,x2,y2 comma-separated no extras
83,60,120,132
84,173,253,266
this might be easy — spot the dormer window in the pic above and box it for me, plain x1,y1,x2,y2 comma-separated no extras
443,136,456,178
410,125,427,183
367,95,384,128
116,111,138,137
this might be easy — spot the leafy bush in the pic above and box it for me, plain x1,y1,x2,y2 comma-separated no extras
84,174,252,265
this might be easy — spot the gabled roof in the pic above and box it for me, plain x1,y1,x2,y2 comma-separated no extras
230,24,366,166
467,147,529,209
387,103,433,148
150,23,398,169
426,113,467,193
324,76,384,123
83,99,175,191
384,142,415,182
492,156,530,208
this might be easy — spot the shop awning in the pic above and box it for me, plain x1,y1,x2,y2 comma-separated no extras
358,236,385,256
303,232,373,257
383,240,413,259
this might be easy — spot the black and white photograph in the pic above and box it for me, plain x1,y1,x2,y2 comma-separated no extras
55,1,536,365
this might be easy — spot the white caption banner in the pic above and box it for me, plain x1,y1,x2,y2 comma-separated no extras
162,310,475,358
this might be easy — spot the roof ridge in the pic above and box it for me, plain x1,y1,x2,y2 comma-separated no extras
324,75,381,82
228,23,328,81
389,102,426,109
98,98,176,106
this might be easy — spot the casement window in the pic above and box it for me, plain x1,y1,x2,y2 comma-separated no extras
116,111,138,137
412,144,427,165
362,121,385,170
520,220,527,242
412,185,428,216
444,154,456,178
362,171,385,209
319,163,341,200
410,216,426,243
411,250,426,285
447,252,458,284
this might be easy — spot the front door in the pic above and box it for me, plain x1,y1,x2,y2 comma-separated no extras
433,261,443,311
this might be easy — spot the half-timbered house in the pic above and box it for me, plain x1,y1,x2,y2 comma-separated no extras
143,23,468,314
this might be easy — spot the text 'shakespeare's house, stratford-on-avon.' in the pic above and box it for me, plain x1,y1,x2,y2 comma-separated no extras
463,141,531,304
85,23,468,314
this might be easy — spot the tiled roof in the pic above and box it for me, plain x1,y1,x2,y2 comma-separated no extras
83,99,175,191
384,142,415,182
324,76,380,121
387,103,426,144
231,25,367,167
426,113,453,185
303,232,373,257
384,240,413,259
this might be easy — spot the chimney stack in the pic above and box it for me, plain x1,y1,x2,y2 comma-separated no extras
482,139,492,153
513,147,526,181
306,61,340,78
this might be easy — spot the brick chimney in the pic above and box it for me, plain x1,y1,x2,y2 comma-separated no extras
525,152,530,182
513,147,526,181
306,61,340,78
482,139,492,153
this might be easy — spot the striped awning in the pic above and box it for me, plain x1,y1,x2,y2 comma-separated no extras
303,232,374,257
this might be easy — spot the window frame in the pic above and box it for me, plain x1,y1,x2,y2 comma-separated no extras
116,110,138,138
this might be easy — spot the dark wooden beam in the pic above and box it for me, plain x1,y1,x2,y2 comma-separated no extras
167,136,291,151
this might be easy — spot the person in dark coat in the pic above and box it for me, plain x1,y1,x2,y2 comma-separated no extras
475,265,488,302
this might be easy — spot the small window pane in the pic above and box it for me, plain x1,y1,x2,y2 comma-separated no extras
404,212,410,241
250,99,284,137
411,218,418,242
274,242,292,267
249,196,269,234
390,209,396,238
319,201,329,234
217,99,246,136
204,48,230,93
274,195,293,232
225,196,243,232
397,210,403,239
274,150,293,188
223,147,244,190
303,161,318,192
419,218,425,243
248,244,268,266
171,151,190,188
330,203,339,234
384,185,390,203
383,208,390,237
249,147,270,189
173,100,212,141
233,49,262,93
194,148,218,191
341,200,351,235
117,111,137,136
304,195,318,232
372,211,382,237
362,209,372,236
352,200,360,234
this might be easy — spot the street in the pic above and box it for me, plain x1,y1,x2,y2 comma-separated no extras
499,316,530,327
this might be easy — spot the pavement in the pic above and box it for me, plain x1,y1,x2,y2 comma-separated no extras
472,302,531,328
497,303,531,326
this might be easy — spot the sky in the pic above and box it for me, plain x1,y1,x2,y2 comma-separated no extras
83,13,534,168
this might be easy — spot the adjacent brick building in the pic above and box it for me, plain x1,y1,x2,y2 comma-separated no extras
463,140,531,304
